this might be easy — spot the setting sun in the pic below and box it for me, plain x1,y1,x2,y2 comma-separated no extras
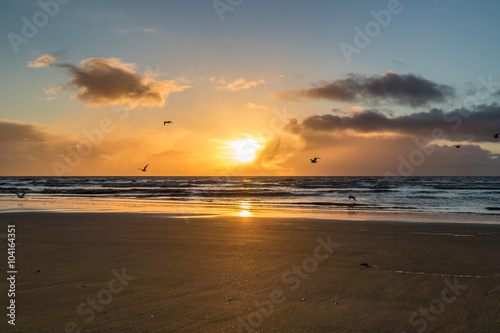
227,138,262,163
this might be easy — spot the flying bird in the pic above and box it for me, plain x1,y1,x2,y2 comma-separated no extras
348,195,357,202
494,133,500,138
164,121,173,125
9,189,27,198
455,145,461,148
310,158,320,163
138,164,149,172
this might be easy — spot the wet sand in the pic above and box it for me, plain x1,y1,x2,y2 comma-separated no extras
0,212,499,332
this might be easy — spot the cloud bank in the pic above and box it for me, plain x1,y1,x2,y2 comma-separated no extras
277,71,455,107
270,104,500,176
285,104,500,142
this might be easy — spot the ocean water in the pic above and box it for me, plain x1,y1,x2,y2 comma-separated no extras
0,176,499,222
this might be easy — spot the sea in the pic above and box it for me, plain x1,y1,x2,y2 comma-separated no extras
0,176,499,223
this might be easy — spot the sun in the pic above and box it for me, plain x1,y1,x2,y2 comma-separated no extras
228,138,261,163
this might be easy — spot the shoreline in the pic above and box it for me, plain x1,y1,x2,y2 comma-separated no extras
1,198,499,225
0,212,499,332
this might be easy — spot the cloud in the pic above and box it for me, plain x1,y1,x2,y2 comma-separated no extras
285,104,500,143
27,54,57,68
277,71,455,107
44,86,64,95
37,97,56,101
0,120,50,143
216,77,265,91
256,135,303,166
246,102,269,110
392,60,406,66
208,76,228,84
31,55,189,108
331,105,364,115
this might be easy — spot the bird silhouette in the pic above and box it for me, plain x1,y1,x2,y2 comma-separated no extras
9,189,27,198
310,157,320,163
455,145,461,148
164,121,173,125
494,133,500,138
348,195,357,202
138,164,149,172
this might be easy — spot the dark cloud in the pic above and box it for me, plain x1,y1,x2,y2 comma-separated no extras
0,120,49,143
286,104,500,142
0,121,69,175
277,71,455,107
32,55,189,108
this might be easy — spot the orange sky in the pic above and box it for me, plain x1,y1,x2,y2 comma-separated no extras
1,1,500,176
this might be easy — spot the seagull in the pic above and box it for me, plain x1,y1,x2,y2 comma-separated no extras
310,157,320,163
494,133,500,138
455,145,461,148
164,121,173,125
9,189,27,198
138,164,149,172
348,195,357,202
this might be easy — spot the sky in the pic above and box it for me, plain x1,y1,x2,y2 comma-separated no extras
1,0,500,176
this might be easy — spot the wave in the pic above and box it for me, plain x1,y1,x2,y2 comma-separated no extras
297,202,366,207
196,190,296,197
432,185,500,190
413,195,439,199
369,189,398,192
1,176,499,219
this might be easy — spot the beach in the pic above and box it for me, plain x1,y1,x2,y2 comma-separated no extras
1,212,499,332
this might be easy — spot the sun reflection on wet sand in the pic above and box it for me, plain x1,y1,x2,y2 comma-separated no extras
237,210,252,217
236,200,252,217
